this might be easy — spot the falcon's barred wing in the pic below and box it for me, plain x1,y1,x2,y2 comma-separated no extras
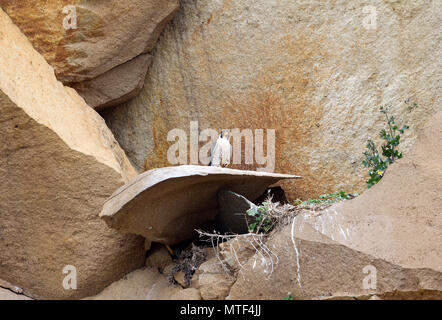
209,139,219,166
210,139,217,160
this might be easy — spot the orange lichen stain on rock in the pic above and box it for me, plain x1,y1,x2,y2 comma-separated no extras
216,0,234,12
190,5,225,43
0,0,81,72
142,32,343,200
56,4,107,80
220,90,317,201
0,0,109,80
220,34,341,200
205,14,213,25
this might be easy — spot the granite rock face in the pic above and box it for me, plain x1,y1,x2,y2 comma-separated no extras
102,0,442,199
0,9,145,299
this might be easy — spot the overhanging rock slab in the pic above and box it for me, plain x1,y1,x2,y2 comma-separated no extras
100,165,300,245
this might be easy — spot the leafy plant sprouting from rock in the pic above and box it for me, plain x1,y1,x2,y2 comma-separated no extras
363,105,410,188
283,293,293,300
246,192,358,234
246,201,273,233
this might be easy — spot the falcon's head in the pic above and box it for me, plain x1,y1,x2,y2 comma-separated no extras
220,129,230,140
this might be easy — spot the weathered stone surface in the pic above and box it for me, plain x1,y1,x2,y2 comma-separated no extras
199,273,236,300
146,243,173,273
229,225,442,300
0,0,178,108
85,267,182,300
0,278,22,294
218,237,256,272
0,287,32,300
70,54,152,109
216,189,257,234
103,0,442,200
0,9,144,299
296,111,442,272
228,112,442,299
0,0,178,82
196,258,236,300
100,165,299,245
170,288,202,300
173,271,188,288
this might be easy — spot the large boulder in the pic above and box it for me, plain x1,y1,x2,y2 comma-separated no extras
195,258,236,300
69,53,153,110
0,9,145,299
0,0,179,108
102,0,442,199
100,165,299,245
145,243,173,271
86,267,203,300
85,267,180,300
228,112,442,299
228,224,442,299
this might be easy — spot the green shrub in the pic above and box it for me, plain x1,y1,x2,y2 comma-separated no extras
363,105,409,188
246,201,273,233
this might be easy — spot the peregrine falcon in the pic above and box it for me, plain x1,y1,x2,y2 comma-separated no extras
209,129,232,167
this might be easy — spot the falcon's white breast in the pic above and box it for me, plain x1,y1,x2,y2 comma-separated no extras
209,130,232,167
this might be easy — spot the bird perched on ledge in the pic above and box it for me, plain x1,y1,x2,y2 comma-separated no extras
209,129,232,167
